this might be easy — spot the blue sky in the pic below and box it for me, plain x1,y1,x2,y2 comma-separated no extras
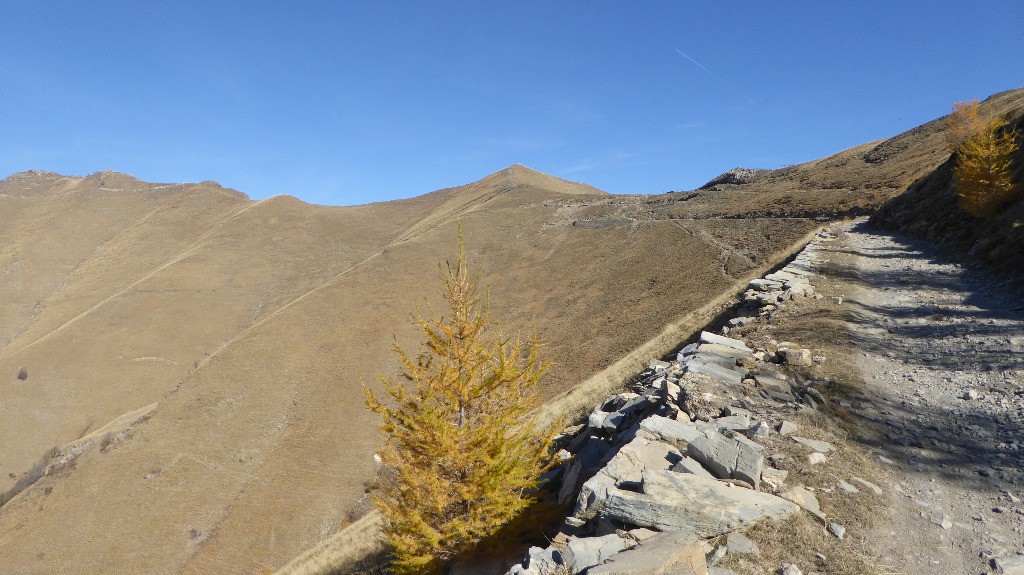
2,2,1021,205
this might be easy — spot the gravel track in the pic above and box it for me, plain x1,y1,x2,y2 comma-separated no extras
822,220,1024,575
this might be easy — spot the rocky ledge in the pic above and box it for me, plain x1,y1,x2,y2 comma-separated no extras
501,230,863,575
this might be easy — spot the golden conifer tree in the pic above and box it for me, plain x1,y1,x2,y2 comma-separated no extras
952,116,1019,218
945,100,985,152
365,235,554,575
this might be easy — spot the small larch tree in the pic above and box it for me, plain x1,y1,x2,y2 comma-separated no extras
946,100,1021,217
364,236,555,575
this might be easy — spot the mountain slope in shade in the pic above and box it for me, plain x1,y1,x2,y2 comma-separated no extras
2,88,1023,574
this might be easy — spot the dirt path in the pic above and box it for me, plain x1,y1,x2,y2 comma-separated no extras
820,220,1024,574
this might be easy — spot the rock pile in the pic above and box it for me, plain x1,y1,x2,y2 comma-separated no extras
503,231,855,575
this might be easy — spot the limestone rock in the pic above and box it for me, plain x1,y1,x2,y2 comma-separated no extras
563,534,628,573
672,456,716,479
602,470,798,536
778,348,813,366
687,429,764,489
790,436,836,454
781,486,825,521
850,477,883,495
699,331,752,352
639,415,702,444
726,532,760,556
587,529,707,575
574,436,682,518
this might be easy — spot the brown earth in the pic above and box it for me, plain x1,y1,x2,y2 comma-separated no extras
0,88,1022,574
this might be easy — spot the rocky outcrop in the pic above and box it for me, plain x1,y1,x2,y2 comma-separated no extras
500,231,852,575
699,167,766,190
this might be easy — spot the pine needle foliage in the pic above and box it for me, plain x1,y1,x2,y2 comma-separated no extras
945,100,985,153
951,114,1020,218
364,235,555,575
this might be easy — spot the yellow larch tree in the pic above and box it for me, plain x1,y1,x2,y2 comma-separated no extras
364,235,555,575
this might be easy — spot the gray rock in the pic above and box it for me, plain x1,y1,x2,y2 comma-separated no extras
508,546,562,575
807,452,827,465
713,414,751,431
559,461,584,506
690,351,738,369
574,436,683,518
709,569,741,575
697,342,754,361
777,564,802,575
827,522,846,540
687,429,764,489
699,330,752,352
672,456,716,479
587,529,706,575
749,278,785,292
728,316,755,327
836,480,859,494
850,477,883,495
707,544,727,566
563,534,628,573
639,415,702,444
747,420,774,439
649,359,672,372
776,420,799,435
779,348,813,366
685,359,745,385
781,486,825,521
602,470,799,536
761,467,789,488
790,436,836,454
991,554,1024,574
726,532,760,555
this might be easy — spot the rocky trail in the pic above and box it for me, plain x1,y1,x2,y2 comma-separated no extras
482,220,1024,575
817,221,1024,575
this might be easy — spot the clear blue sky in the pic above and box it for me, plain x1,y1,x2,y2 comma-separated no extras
2,2,1021,205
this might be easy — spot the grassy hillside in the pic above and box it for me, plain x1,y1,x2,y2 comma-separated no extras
872,91,1024,277
2,89,1022,574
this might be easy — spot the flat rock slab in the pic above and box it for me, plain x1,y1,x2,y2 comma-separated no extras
639,415,703,444
672,456,715,479
699,331,752,352
781,485,825,521
790,436,837,454
685,360,744,385
695,342,754,361
603,470,798,536
563,533,629,573
575,437,682,518
687,430,764,489
587,529,707,575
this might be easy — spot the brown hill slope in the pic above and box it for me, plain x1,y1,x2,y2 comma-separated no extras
872,97,1024,276
2,88,1023,574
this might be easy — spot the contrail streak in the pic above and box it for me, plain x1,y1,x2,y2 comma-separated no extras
675,47,770,115
674,48,724,81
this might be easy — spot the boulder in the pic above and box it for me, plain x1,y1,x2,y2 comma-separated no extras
602,470,798,536
671,456,715,479
575,436,683,518
563,534,629,573
684,360,745,386
639,415,703,444
587,529,707,575
778,348,813,367
687,430,764,489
